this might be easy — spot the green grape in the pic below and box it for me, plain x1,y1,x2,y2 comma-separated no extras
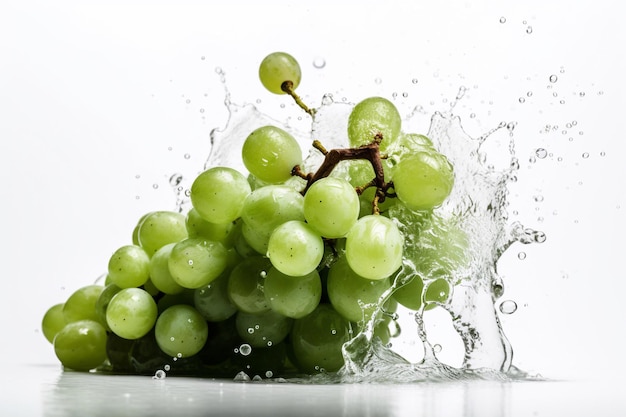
264,267,322,319
132,212,153,246
391,151,454,211
267,220,324,277
41,303,67,344
95,283,122,331
227,256,272,314
155,304,209,358
345,215,403,280
157,289,195,314
347,96,401,151
423,278,452,310
53,320,108,371
142,279,160,296
290,304,352,373
106,288,158,340
327,257,391,323
168,238,229,289
149,243,185,295
392,274,425,311
235,309,293,348
107,244,151,288
258,52,301,95
303,177,360,238
240,185,305,253
242,126,302,184
63,285,105,325
136,211,188,256
185,207,238,247
190,166,251,224
194,271,238,322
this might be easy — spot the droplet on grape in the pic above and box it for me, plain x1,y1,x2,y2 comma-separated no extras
239,344,252,356
499,300,518,314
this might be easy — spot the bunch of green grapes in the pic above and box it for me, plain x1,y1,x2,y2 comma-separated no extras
42,51,466,378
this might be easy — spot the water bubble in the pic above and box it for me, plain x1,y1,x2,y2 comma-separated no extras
579,91,586,97
164,364,170,371
239,344,252,356
527,91,533,97
499,300,518,314
549,74,558,83
199,108,205,113
470,113,476,118
402,92,408,98
265,371,274,378
312,57,326,69
506,122,517,132
499,16,507,23
518,252,527,260
152,369,166,380
247,327,254,334
600,151,606,156
185,99,191,104
535,148,548,159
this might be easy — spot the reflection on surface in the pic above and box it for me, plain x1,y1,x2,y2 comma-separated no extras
0,365,612,417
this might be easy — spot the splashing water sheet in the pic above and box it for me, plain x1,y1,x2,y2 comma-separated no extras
2,1,625,416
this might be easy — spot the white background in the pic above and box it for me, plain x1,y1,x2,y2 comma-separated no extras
1,0,624,383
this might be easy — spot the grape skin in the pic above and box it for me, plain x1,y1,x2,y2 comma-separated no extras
258,52,301,95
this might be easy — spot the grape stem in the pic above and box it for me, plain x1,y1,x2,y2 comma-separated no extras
292,132,395,214
281,81,316,116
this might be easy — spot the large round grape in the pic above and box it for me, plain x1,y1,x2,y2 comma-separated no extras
290,304,352,373
190,166,251,224
168,238,229,289
345,215,403,280
53,320,108,371
263,268,322,319
347,97,401,151
107,245,151,288
392,151,454,211
63,285,105,325
258,52,301,94
136,211,188,256
155,304,209,358
242,126,302,184
327,257,391,322
41,303,67,344
227,256,272,314
267,220,324,277
303,177,360,238
106,288,158,340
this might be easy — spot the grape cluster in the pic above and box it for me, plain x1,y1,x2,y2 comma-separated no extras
42,52,461,378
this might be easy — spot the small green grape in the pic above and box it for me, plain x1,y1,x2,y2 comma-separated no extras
107,245,151,288
264,267,322,319
303,177,360,238
106,288,158,340
41,303,67,344
267,220,324,277
258,52,301,94
136,211,188,256
155,304,209,358
242,126,302,184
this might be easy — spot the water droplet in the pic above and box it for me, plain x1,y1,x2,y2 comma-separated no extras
265,371,273,378
252,375,263,382
533,195,544,202
184,153,191,159
582,152,589,159
534,231,547,243
188,259,194,266
517,252,527,260
433,344,443,353
247,327,254,334
233,371,251,382
527,91,533,97
152,184,159,189
239,344,252,356
549,74,558,83
499,300,518,314
402,92,408,98
152,369,166,380
470,113,476,118
169,173,183,187
199,108,205,113
526,26,533,34
164,364,170,371
321,93,334,106
374,77,382,84
499,16,507,23
412,78,418,84
506,122,517,132
579,91,586,97
600,151,606,157
535,148,548,159
312,57,326,69
519,97,526,103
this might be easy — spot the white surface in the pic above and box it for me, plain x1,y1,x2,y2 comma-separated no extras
1,0,625,415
